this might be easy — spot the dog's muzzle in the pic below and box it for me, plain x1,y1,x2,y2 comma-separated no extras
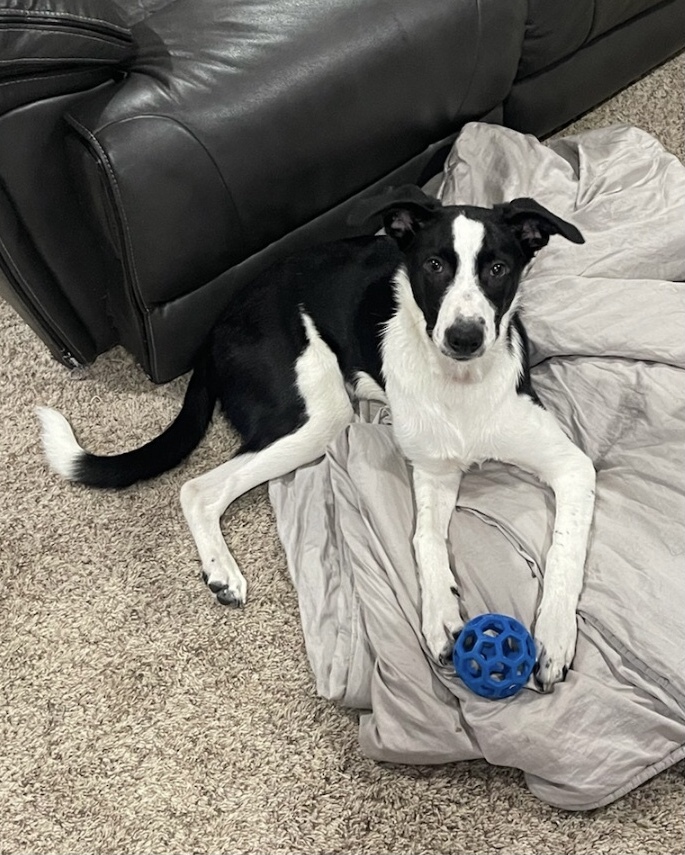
443,318,485,360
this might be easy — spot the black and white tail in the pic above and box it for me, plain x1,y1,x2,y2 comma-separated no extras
37,358,215,489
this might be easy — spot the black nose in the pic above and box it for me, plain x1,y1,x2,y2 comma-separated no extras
444,319,484,358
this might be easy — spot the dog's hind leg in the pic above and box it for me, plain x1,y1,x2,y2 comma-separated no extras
180,313,354,606
180,423,340,605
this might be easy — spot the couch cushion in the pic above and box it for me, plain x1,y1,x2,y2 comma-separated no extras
517,0,671,79
589,0,671,40
506,0,685,136
65,0,526,310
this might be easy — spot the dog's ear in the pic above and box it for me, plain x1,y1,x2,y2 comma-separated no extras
347,185,442,245
497,198,584,256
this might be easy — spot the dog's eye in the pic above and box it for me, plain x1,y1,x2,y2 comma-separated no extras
424,257,444,274
490,262,508,278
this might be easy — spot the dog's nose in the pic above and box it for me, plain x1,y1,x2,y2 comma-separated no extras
444,319,484,359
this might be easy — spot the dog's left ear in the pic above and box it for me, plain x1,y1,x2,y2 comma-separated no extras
347,185,442,245
497,198,584,256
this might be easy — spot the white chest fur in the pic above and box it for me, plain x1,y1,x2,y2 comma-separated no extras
382,271,525,471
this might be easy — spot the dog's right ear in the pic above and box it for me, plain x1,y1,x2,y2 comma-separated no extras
347,185,442,245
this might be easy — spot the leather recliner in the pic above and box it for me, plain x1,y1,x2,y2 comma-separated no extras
1,0,683,382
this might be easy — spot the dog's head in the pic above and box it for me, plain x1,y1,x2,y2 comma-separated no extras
351,186,584,362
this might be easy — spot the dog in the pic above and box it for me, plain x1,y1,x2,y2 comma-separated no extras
38,185,596,692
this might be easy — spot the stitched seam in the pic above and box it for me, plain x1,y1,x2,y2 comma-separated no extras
66,115,151,363
569,745,685,811
452,0,484,119
66,116,141,290
1,24,124,38
0,69,101,88
0,28,129,55
580,611,685,708
0,9,130,35
0,57,124,65
587,0,599,44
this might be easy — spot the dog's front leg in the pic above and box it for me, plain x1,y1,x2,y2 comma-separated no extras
533,447,595,691
412,464,464,663
499,406,596,692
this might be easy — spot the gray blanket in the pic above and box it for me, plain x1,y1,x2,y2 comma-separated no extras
269,124,685,810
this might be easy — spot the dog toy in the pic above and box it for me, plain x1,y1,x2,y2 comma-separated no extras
452,613,536,699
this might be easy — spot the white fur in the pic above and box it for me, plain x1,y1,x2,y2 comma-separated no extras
36,406,83,480
383,265,596,689
383,268,522,468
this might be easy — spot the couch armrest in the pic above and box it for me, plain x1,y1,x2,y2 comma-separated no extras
0,0,134,115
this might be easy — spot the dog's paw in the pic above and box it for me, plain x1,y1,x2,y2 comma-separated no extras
422,589,463,664
202,570,247,608
533,608,577,693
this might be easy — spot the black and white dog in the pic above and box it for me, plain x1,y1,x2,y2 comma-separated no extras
38,185,595,691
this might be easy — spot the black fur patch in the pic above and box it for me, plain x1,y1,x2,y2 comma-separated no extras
207,237,402,452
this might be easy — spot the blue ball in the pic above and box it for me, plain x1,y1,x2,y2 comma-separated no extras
452,613,536,699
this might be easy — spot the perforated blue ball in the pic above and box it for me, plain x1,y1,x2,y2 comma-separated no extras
452,613,536,699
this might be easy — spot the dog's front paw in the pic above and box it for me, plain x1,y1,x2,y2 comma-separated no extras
533,607,577,692
202,568,247,608
422,588,463,664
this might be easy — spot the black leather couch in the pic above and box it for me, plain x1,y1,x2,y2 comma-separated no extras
1,0,684,382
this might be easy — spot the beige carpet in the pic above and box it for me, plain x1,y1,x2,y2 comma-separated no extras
1,54,684,855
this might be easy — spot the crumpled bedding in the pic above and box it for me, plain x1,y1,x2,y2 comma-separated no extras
268,124,685,810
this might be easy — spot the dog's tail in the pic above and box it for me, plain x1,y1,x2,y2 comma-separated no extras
37,354,216,489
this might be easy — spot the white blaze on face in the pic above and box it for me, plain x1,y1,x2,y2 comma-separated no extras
432,215,496,353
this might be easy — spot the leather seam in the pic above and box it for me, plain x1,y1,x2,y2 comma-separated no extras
452,0,484,119
65,114,153,370
0,69,106,88
0,31,129,60
0,9,130,36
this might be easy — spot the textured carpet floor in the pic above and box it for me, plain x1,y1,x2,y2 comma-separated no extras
1,54,684,855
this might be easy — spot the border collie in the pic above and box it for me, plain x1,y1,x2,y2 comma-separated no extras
38,185,595,692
